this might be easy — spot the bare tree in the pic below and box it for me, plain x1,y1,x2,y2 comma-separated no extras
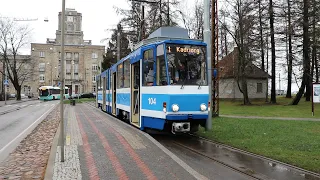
0,18,34,100
290,0,311,105
221,0,258,105
178,0,204,39
269,0,277,104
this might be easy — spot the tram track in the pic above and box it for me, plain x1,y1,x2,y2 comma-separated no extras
186,133,320,180
153,132,320,180
173,140,261,179
155,135,263,180
85,101,320,179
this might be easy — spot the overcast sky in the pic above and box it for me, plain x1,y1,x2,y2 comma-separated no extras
0,0,133,54
0,0,298,92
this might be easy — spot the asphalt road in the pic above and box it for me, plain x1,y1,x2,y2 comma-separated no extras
0,100,41,115
0,100,58,163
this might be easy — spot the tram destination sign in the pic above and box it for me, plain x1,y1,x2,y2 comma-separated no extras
167,45,201,55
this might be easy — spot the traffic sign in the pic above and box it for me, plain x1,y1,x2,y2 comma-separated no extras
58,82,61,86
3,80,8,85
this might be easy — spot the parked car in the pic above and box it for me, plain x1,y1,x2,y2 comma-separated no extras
21,94,28,99
80,92,95,98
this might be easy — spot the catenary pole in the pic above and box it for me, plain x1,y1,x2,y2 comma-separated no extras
204,0,212,130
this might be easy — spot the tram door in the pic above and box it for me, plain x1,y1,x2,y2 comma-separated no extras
112,72,117,115
102,77,106,111
131,61,140,127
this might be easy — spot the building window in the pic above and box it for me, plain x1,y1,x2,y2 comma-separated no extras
92,75,96,82
92,53,98,59
66,63,71,73
92,64,98,71
40,52,45,57
39,74,45,82
123,60,130,88
257,83,263,93
39,63,45,72
67,24,74,31
67,16,73,22
117,63,124,88
143,49,154,86
74,53,79,60
74,63,79,73
66,52,72,60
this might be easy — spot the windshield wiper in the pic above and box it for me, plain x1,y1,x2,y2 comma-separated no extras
198,81,203,89
180,79,186,89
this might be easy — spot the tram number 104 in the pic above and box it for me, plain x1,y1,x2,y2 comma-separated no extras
148,98,156,105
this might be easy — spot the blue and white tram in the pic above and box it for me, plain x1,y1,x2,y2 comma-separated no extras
96,27,209,133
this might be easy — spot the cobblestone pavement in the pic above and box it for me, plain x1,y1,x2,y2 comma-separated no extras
0,106,60,180
53,105,82,180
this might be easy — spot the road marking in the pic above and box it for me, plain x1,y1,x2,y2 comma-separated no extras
66,135,71,145
0,103,57,160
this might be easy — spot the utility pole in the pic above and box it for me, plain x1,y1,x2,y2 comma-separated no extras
59,0,66,162
141,5,145,40
159,0,162,27
4,62,7,105
204,0,212,130
212,0,219,117
167,0,170,26
117,24,121,61
129,0,159,40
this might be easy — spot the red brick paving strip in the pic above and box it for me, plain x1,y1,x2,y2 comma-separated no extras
81,106,158,180
76,114,100,180
79,108,129,180
0,106,60,180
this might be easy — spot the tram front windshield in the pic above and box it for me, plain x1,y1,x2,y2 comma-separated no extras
165,44,207,86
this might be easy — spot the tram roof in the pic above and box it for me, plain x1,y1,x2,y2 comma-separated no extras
98,27,207,75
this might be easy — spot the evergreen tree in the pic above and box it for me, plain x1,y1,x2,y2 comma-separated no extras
101,24,131,72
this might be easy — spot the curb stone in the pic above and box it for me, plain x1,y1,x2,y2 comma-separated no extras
44,121,61,180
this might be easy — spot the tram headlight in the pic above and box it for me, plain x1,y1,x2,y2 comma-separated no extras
172,104,179,112
200,103,207,111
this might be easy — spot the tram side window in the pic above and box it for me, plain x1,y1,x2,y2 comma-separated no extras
156,44,167,86
143,49,154,86
117,63,124,88
123,60,130,88
106,73,109,90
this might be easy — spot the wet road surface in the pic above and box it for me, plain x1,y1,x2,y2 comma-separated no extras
0,100,39,114
153,134,320,180
0,100,58,163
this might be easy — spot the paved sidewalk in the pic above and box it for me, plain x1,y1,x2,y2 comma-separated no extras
48,104,208,180
220,115,320,121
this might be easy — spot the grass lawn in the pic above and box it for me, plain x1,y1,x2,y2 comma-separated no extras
220,96,320,118
197,117,320,173
63,98,95,104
